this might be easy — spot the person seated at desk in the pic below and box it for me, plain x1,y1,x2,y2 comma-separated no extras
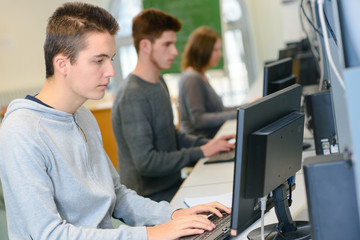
112,9,235,203
0,3,231,239
178,26,238,139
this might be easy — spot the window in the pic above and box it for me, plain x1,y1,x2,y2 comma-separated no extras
108,0,142,91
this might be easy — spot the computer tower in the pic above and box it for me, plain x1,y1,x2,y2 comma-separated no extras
303,153,360,240
304,90,339,155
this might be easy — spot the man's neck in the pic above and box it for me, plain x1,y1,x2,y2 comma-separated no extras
36,79,84,114
132,59,161,84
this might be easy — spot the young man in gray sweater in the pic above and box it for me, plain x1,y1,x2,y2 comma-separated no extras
112,9,235,202
0,3,230,239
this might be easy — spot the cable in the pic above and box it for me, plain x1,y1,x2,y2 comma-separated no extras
300,0,323,38
287,177,294,207
272,222,284,240
260,196,267,240
299,0,323,90
317,0,346,89
265,225,278,239
310,0,325,90
299,0,320,61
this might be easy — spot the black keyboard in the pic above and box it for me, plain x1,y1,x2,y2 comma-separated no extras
204,150,235,164
180,212,231,240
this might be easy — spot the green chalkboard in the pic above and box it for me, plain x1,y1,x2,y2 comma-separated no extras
143,0,223,73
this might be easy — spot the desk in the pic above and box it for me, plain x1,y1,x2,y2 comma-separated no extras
171,120,315,239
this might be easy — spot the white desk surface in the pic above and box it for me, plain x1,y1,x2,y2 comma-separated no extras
171,119,315,240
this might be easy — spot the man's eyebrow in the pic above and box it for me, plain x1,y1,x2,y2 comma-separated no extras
94,53,116,58
94,54,110,58
164,40,176,45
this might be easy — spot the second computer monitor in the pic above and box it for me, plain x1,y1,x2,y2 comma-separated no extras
278,45,298,60
263,57,296,96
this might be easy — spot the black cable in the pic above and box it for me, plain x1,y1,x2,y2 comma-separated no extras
323,7,337,45
265,224,279,239
298,0,309,38
299,0,322,75
272,222,284,240
288,183,293,207
300,0,323,37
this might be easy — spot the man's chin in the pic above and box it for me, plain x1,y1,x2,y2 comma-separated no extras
162,65,172,70
89,92,106,101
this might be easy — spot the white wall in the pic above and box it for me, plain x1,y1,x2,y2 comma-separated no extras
0,0,104,94
246,0,305,67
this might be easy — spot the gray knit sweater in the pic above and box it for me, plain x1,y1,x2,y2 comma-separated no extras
112,74,207,198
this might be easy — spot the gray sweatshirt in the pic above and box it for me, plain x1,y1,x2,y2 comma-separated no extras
0,99,176,239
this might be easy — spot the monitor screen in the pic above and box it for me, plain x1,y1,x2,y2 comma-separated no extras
263,58,295,96
230,84,306,237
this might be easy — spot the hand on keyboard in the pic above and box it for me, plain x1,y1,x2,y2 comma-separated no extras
147,214,215,240
146,201,231,240
180,212,232,240
172,201,231,220
200,134,236,157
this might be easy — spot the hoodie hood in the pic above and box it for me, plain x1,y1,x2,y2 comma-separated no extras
4,98,75,123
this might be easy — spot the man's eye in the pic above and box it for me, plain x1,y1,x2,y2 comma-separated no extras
96,59,104,63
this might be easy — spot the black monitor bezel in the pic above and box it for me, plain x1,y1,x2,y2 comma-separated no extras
278,45,298,60
230,84,302,236
263,58,294,96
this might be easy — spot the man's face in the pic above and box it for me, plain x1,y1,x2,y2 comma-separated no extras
149,30,178,70
66,32,116,102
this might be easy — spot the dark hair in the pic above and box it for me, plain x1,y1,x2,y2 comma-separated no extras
44,2,119,78
181,26,220,72
132,8,182,53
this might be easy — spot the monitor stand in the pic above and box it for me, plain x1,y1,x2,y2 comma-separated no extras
247,184,311,240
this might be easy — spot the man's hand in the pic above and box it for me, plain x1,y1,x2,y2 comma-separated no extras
172,201,231,219
147,214,214,240
147,201,231,240
200,134,236,157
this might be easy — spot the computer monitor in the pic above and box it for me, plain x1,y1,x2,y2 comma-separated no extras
262,59,309,151
230,84,311,239
263,58,296,96
278,45,298,60
245,111,304,198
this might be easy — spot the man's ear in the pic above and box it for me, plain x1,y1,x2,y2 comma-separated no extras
53,54,69,77
139,39,151,55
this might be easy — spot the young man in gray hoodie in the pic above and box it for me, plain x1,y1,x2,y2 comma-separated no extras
0,3,230,239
